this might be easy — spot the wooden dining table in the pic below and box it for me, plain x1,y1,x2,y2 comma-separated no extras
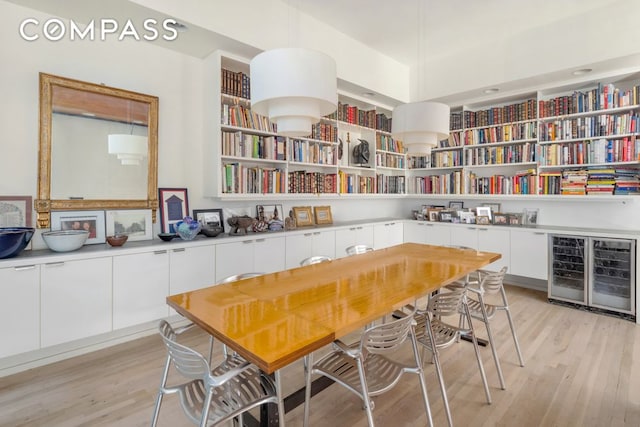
166,242,501,424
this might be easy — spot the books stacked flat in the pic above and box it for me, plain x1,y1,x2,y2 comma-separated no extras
614,169,640,195
561,169,587,195
586,169,615,195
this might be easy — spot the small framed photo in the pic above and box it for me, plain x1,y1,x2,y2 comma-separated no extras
0,196,32,227
193,208,224,228
314,206,333,225
427,208,442,222
438,210,454,223
476,206,492,220
481,203,501,213
459,211,476,224
476,215,491,225
159,188,189,233
105,209,153,241
492,213,508,225
508,213,523,226
292,206,314,227
51,210,106,244
523,208,539,225
448,201,464,210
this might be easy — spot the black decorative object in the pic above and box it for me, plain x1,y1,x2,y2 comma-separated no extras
353,139,370,167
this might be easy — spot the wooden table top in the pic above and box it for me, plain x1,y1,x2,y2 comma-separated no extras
167,243,500,373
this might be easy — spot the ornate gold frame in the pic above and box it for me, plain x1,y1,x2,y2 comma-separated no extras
36,73,159,228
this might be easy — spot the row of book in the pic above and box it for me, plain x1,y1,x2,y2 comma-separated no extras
539,169,640,195
221,104,277,133
376,134,403,153
289,139,336,165
337,171,376,194
222,163,286,194
375,152,405,169
467,172,537,195
221,68,250,99
539,83,640,118
376,175,405,194
538,137,639,166
539,112,639,141
288,171,337,194
311,122,338,143
461,121,537,145
432,150,463,168
221,131,286,160
465,143,537,166
330,102,393,132
412,171,463,195
463,99,537,128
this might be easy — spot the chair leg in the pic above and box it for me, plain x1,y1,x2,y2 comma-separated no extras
274,370,286,427
463,305,492,404
410,331,434,427
150,356,171,427
355,357,376,427
303,354,312,427
505,307,525,367
478,294,506,390
208,335,215,365
425,320,453,427
199,390,215,427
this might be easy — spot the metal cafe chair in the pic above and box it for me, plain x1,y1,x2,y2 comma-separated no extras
303,309,433,427
345,244,374,256
300,255,332,266
151,319,283,427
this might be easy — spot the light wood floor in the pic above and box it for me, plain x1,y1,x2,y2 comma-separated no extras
2,285,640,427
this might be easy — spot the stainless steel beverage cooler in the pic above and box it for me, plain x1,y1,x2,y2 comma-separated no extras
549,235,636,317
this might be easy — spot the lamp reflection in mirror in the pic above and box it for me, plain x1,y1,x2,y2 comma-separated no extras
108,134,147,166
392,101,450,156
250,48,338,137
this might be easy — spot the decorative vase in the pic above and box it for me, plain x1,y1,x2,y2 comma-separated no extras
176,216,202,240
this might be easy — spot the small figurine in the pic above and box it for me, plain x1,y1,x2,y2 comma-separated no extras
227,215,257,235
285,209,296,230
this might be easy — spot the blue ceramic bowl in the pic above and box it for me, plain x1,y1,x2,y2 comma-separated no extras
0,227,35,259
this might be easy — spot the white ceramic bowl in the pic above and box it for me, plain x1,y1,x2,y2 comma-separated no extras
42,230,89,252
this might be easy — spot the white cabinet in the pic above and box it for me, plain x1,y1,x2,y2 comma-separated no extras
335,225,374,258
169,245,216,295
403,221,428,244
477,226,510,272
422,223,451,246
285,230,336,269
373,221,403,249
450,225,478,248
511,228,548,280
41,257,112,347
216,235,286,281
0,264,40,358
113,250,169,330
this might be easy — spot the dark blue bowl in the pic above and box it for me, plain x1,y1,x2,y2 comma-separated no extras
0,227,35,259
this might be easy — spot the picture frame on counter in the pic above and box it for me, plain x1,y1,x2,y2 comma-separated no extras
481,203,501,214
508,213,523,226
427,208,442,222
459,211,475,224
314,206,333,225
0,195,32,227
493,213,508,225
523,208,539,225
193,208,224,228
50,210,106,244
105,209,153,241
476,215,491,225
158,187,189,233
292,206,314,227
448,201,464,210
476,206,493,220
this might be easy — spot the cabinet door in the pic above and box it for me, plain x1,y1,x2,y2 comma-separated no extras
285,233,314,269
477,227,510,272
215,238,256,281
335,228,357,258
41,257,112,347
403,222,429,244
374,222,404,249
254,236,285,274
0,264,40,358
169,245,216,295
423,223,452,246
450,226,478,249
113,250,169,330
510,229,548,280
312,230,336,260
355,225,375,248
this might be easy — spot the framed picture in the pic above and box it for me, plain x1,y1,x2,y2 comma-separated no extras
523,208,539,225
50,210,106,244
314,206,333,225
481,203,501,214
459,211,476,224
476,215,491,225
476,206,493,220
448,201,464,210
105,209,153,241
508,213,523,226
427,207,443,222
493,213,508,225
193,208,224,228
0,196,32,227
159,188,189,233
292,206,314,227
438,210,454,222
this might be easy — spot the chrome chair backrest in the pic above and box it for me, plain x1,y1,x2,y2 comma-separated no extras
478,266,508,295
426,287,465,317
300,255,332,266
345,244,373,256
158,319,209,380
218,272,264,284
361,309,414,356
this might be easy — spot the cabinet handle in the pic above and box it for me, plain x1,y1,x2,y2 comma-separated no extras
154,250,167,255
45,262,65,268
468,227,476,230
534,232,545,235
242,240,252,244
304,233,313,237
172,248,185,253
313,232,320,235
349,227,356,231
385,223,390,227
478,228,489,231
256,238,265,242
425,224,434,227
356,227,363,230
14,265,36,271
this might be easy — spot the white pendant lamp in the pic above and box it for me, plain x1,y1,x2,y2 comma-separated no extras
108,134,147,166
392,101,450,156
250,48,338,137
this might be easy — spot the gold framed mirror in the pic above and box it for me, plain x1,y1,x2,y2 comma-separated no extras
36,73,158,228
